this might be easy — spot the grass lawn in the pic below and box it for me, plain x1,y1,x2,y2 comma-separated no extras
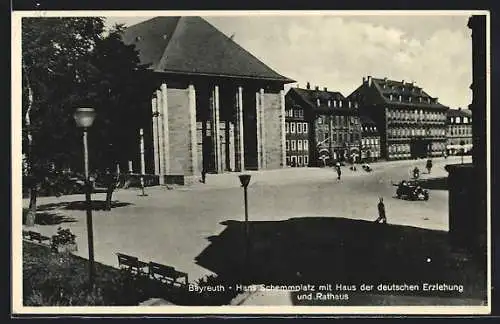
23,241,237,306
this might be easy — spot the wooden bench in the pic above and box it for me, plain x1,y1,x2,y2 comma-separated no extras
116,253,148,275
148,262,188,287
27,231,50,244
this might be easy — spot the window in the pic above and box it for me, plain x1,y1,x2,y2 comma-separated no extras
304,140,309,150
291,140,296,151
327,100,331,107
303,123,308,133
455,117,460,124
298,156,303,166
297,123,302,133
389,94,393,101
286,156,290,166
291,156,297,166
294,110,300,118
463,117,468,123
285,122,289,133
298,140,303,150
291,123,296,133
304,156,309,165
286,140,290,151
339,101,343,108
333,100,337,108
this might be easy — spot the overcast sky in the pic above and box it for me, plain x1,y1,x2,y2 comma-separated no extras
105,14,472,109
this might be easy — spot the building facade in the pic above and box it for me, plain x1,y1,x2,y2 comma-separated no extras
446,108,473,155
123,17,294,184
285,84,362,166
348,76,449,160
284,99,310,167
360,115,381,162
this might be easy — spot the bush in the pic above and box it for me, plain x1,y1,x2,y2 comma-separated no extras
50,227,76,252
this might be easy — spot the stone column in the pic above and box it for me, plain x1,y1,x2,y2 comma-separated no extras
280,89,286,168
188,84,199,177
156,90,166,185
235,86,245,172
151,96,160,176
259,88,267,169
212,85,222,173
255,92,262,169
229,122,235,171
160,83,170,176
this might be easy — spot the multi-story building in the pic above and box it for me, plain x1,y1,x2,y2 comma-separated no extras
285,83,362,166
359,115,381,162
446,108,473,155
284,96,310,167
123,16,294,184
348,76,449,160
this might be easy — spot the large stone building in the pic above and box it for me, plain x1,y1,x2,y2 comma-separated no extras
446,108,473,155
285,84,362,166
122,17,294,184
347,76,449,160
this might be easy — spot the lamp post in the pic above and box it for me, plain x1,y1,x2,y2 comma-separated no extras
139,128,148,196
459,140,465,164
73,107,97,288
238,174,251,281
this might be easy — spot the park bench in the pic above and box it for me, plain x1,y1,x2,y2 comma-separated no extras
116,252,148,275
148,261,188,288
27,231,50,244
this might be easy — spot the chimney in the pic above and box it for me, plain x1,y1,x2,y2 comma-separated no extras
458,107,462,110
306,82,311,90
367,76,372,87
363,77,366,83
402,79,405,85
324,87,328,92
315,86,319,91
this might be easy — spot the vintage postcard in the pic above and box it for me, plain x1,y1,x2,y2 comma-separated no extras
11,10,491,315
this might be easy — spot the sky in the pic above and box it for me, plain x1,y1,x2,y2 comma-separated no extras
105,13,472,109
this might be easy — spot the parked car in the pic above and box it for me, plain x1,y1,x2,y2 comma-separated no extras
393,180,429,201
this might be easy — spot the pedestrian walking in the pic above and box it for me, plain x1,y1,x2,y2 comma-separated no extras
426,159,433,174
336,164,342,180
201,168,207,184
374,197,387,224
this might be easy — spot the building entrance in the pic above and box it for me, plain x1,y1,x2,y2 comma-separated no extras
410,138,431,159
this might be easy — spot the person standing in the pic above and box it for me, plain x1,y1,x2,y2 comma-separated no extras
374,197,387,224
426,159,433,174
336,163,342,180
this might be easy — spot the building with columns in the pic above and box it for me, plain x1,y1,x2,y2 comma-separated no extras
348,76,449,160
122,17,294,184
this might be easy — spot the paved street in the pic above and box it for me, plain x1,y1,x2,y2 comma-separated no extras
22,156,469,283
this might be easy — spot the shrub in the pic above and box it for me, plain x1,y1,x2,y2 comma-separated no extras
50,227,76,252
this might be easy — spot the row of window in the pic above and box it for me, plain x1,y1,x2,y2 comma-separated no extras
388,127,446,137
285,122,309,134
361,138,380,146
285,109,304,118
388,142,446,153
322,132,360,143
386,94,435,104
387,109,446,122
286,155,309,167
317,115,359,127
286,139,309,151
449,139,472,145
449,116,471,124
448,126,472,136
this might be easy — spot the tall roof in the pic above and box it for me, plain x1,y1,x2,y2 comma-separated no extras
447,108,472,118
287,87,359,115
349,76,448,110
122,16,294,83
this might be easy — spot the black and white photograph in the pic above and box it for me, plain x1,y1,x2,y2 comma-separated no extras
12,10,491,314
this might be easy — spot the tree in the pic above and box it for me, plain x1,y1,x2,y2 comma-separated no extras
22,18,153,225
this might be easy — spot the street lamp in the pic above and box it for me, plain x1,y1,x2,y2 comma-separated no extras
238,174,251,281
459,140,465,164
73,107,97,288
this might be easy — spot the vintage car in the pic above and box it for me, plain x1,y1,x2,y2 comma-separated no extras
393,180,429,201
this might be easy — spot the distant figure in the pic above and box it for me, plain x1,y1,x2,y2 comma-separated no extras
201,168,207,184
336,164,342,180
413,166,420,179
426,159,433,174
374,197,387,224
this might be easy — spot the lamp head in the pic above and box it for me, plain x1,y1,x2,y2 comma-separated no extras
238,174,251,188
73,107,96,128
